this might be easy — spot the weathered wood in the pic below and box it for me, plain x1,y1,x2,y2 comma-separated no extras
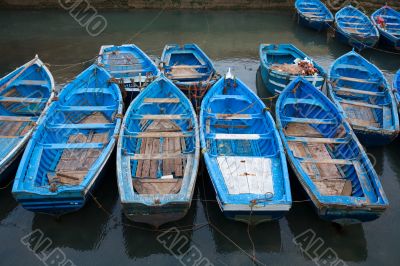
213,133,261,140
286,136,348,144
314,179,353,196
0,97,45,103
139,114,184,120
149,138,160,178
335,76,379,84
134,131,189,138
132,178,182,194
334,87,384,96
0,116,35,122
143,98,180,103
284,123,323,138
340,99,383,109
299,158,353,165
215,114,252,120
131,153,188,160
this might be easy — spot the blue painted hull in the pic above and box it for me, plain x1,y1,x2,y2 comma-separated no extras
335,28,379,51
335,5,379,51
371,6,400,51
259,44,326,95
161,43,218,112
295,0,334,32
328,51,399,147
297,14,332,31
12,64,123,215
318,206,384,225
200,73,292,225
122,202,190,227
276,77,389,225
117,76,199,228
260,62,325,95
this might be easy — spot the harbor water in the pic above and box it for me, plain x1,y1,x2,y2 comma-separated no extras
0,9,399,266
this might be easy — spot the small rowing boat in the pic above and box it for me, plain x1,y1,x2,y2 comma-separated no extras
0,56,54,182
200,69,291,225
12,64,123,215
117,75,199,227
259,43,326,95
161,44,219,112
328,51,399,146
335,5,380,51
295,0,334,31
98,44,160,101
371,6,400,51
394,69,400,103
276,77,389,225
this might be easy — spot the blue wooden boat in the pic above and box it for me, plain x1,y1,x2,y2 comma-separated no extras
328,51,399,146
394,69,400,105
371,6,400,51
160,43,219,112
98,44,160,101
295,0,334,31
117,75,199,227
335,5,380,51
0,56,54,182
276,77,389,224
12,64,123,215
259,43,326,95
200,69,292,225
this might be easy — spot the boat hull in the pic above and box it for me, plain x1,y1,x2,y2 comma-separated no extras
14,147,115,216
260,63,325,95
335,28,379,51
297,14,332,31
122,202,190,228
378,32,400,51
317,206,385,225
352,127,398,147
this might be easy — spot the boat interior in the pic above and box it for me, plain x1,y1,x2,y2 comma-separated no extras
100,46,158,83
203,79,282,196
330,56,392,130
0,63,51,162
163,47,213,82
26,74,120,189
280,82,377,201
297,0,330,19
122,80,196,195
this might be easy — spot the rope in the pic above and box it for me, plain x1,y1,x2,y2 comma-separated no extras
0,178,14,190
325,13,400,55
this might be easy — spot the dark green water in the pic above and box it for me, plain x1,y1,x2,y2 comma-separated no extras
0,9,399,266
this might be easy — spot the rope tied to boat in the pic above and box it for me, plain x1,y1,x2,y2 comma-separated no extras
249,192,274,208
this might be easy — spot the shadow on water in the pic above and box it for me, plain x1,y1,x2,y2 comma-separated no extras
198,162,282,254
122,189,198,258
366,146,385,176
0,182,18,222
287,167,368,263
31,158,118,251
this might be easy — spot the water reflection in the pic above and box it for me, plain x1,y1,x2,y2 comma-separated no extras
287,171,367,263
198,166,282,255
31,162,118,251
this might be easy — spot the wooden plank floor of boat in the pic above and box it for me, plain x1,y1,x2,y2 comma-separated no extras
133,120,184,195
285,123,352,196
341,102,380,128
50,112,110,185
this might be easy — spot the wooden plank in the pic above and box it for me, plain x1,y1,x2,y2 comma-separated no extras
334,87,384,96
140,114,183,120
132,153,188,160
135,132,188,138
282,117,336,125
141,137,153,178
136,138,147,177
132,178,182,195
162,138,171,175
314,179,352,196
0,116,36,122
0,96,45,103
339,99,383,109
382,106,392,129
286,136,348,144
215,114,252,120
299,158,353,165
335,76,379,84
284,123,324,138
143,98,180,103
149,138,160,178
174,137,183,177
170,65,207,69
214,134,261,140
